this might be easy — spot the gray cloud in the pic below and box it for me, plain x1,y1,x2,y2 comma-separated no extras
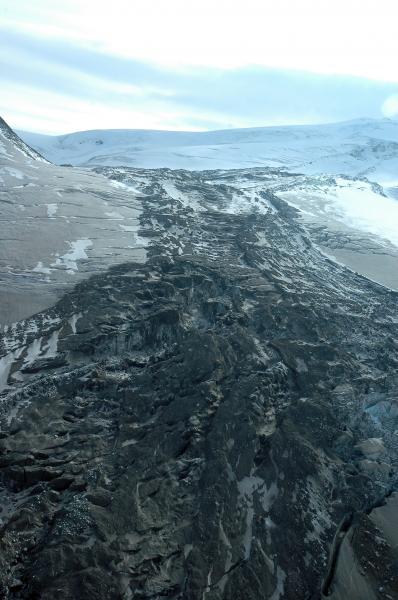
1,27,397,132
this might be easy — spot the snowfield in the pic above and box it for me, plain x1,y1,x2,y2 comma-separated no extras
18,117,398,182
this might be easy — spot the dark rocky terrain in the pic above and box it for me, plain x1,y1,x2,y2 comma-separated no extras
0,127,398,599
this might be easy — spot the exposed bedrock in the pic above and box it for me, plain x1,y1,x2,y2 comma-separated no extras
0,169,397,599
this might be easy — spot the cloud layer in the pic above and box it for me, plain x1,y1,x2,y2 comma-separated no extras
1,1,398,133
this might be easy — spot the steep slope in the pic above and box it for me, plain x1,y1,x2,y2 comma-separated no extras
0,117,47,163
0,166,397,599
18,118,398,185
0,118,146,325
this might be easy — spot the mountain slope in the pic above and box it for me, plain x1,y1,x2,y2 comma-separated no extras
0,117,147,325
1,119,398,599
0,163,398,599
16,119,398,293
0,116,47,163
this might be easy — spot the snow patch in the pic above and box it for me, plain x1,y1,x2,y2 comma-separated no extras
41,330,60,358
105,211,124,220
3,166,24,180
23,337,43,368
331,181,398,247
133,234,148,247
46,203,58,217
68,312,82,334
237,472,278,560
270,566,287,600
52,239,93,272
0,351,20,392
33,262,52,275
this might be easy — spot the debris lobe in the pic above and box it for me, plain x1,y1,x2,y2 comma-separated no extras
1,166,398,599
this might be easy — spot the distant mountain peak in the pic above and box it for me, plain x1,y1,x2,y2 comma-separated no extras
0,116,48,162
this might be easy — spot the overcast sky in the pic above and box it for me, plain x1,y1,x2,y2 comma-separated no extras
1,0,398,134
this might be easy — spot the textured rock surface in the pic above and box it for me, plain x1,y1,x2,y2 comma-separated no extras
1,166,398,599
1,132,398,598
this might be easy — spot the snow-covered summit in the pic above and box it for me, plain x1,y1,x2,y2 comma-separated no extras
18,118,398,183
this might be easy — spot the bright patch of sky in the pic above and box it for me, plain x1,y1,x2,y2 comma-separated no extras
1,0,398,133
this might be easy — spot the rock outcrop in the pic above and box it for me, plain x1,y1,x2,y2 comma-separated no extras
0,164,397,599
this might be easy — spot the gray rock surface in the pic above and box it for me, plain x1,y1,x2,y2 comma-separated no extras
0,118,146,326
0,122,398,599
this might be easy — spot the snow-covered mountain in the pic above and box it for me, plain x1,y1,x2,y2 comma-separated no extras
19,118,398,188
2,115,398,322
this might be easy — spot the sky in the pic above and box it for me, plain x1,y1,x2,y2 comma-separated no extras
1,0,398,134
